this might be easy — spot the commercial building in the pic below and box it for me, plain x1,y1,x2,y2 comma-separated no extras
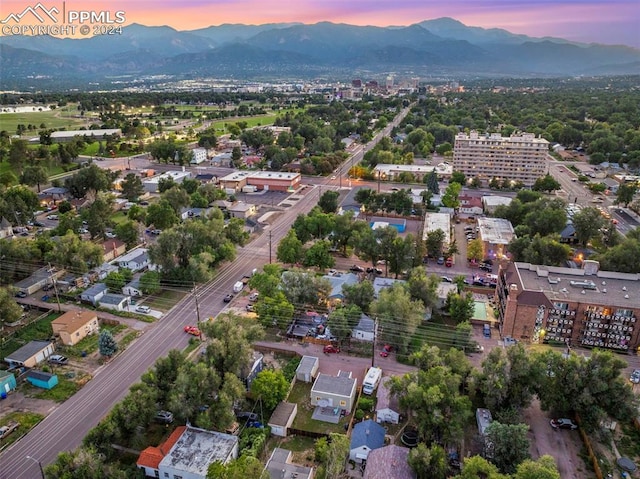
495,261,640,352
453,131,549,186
422,212,451,246
218,170,301,192
50,129,121,143
476,217,516,260
373,163,453,182
142,170,191,193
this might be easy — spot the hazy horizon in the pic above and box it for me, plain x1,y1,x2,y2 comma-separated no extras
1,0,639,48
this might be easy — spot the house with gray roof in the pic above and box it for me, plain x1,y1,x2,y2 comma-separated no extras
376,377,401,425
323,272,359,301
349,419,386,463
266,448,314,479
0,217,13,239
267,402,298,438
80,282,108,305
363,445,415,479
99,293,130,312
158,425,238,479
4,340,54,368
372,277,406,298
14,266,65,295
295,355,319,383
351,313,377,342
311,371,357,411
122,278,143,297
117,248,150,272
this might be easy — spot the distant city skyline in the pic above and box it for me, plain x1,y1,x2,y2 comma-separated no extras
2,0,639,47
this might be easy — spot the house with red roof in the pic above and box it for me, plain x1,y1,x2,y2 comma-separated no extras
137,426,186,477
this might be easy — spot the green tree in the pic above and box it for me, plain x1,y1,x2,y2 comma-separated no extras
255,291,294,329
571,207,606,246
114,220,140,249
280,269,332,309
145,199,179,229
450,170,466,185
250,369,289,412
105,271,127,291
20,165,48,192
139,270,161,295
0,289,23,327
65,164,115,199
327,304,362,343
466,238,484,262
446,291,474,324
408,443,448,479
44,231,103,272
169,360,220,423
371,284,425,354
322,433,351,479
83,194,114,239
615,183,637,207
485,422,530,474
425,229,446,259
45,446,128,479
162,185,191,214
532,174,561,194
342,280,375,312
303,240,335,270
1,185,40,224
119,173,144,201
277,229,304,264
441,182,462,208
406,267,439,308
318,190,340,213
98,330,118,357
514,455,561,479
453,455,508,479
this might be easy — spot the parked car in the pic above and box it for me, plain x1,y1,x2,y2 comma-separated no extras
14,291,27,298
441,276,453,283
246,304,255,312
154,411,174,424
479,265,492,272
46,214,58,220
248,292,259,302
0,421,20,440
105,231,116,238
48,354,69,365
184,325,201,336
135,305,150,313
223,293,234,303
323,344,340,354
630,369,640,384
550,418,578,430
349,265,364,273
42,284,54,291
437,257,445,265
380,344,393,357
504,336,518,346
236,411,258,421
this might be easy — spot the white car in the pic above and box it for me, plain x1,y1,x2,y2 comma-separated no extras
46,215,58,220
630,369,640,384
105,232,116,238
135,305,150,313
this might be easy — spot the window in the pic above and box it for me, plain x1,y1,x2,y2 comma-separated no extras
340,400,346,407
164,474,169,478
174,476,183,479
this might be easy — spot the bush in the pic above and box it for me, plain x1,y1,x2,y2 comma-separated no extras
358,398,374,411
355,409,364,420
282,355,302,382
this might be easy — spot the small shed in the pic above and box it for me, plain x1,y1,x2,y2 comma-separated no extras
296,356,319,383
376,377,400,425
268,402,298,437
26,370,58,390
0,370,17,396
4,340,54,368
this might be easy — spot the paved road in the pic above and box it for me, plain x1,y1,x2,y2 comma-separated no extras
2,111,412,478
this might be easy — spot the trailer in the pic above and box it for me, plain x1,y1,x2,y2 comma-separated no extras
233,281,244,293
362,367,382,395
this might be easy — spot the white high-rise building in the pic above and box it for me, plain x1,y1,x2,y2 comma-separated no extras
453,131,549,186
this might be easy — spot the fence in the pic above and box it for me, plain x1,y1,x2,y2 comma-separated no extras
576,415,604,479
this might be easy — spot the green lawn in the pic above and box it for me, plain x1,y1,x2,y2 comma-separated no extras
33,375,81,402
61,324,126,358
287,382,349,435
144,288,188,313
0,412,44,450
0,312,61,359
0,107,90,134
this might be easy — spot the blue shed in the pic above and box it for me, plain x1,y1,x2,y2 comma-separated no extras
0,370,17,397
25,370,58,390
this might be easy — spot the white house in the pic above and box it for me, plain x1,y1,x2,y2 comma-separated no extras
376,377,400,424
351,313,376,342
349,419,386,463
267,402,298,437
190,147,208,164
122,278,143,297
98,293,131,312
80,283,108,305
311,371,357,411
296,356,319,383
117,248,150,272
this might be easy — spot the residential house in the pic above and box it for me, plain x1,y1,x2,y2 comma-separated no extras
459,195,484,216
51,311,99,346
122,278,143,297
295,356,319,383
375,377,401,425
117,248,150,272
211,152,233,167
311,371,358,411
435,282,458,309
194,173,217,184
80,283,108,305
363,445,416,479
14,266,65,295
560,223,579,245
0,217,13,239
179,207,215,221
26,370,58,390
4,340,55,368
267,402,298,438
0,370,17,395
137,425,238,479
102,239,127,263
482,195,512,214
349,419,386,463
351,313,377,342
227,201,257,219
266,448,314,479
372,277,406,298
241,351,264,389
602,177,620,194
323,272,359,302
99,293,131,312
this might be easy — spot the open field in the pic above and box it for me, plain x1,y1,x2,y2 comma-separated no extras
0,107,92,134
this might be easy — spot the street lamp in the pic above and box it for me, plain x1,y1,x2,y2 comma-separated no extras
26,456,45,479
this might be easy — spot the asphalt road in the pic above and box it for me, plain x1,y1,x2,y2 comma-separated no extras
2,109,413,478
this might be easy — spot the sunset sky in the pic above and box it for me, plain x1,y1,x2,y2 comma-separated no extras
3,0,639,47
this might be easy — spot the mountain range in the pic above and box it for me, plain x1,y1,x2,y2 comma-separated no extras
1,17,639,90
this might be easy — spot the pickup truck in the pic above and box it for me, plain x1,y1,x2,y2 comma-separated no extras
0,421,19,440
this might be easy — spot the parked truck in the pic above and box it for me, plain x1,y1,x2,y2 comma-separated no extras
233,281,244,293
362,367,382,395
0,421,19,440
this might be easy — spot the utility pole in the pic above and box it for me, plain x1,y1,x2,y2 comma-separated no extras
48,262,61,313
371,317,377,368
193,282,201,323
268,230,272,264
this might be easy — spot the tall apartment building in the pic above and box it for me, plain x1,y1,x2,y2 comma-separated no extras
453,131,549,186
495,261,639,353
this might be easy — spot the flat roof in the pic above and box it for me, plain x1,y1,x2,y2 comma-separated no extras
143,171,191,185
482,195,513,207
99,293,128,305
511,262,640,309
266,448,313,479
312,372,357,397
423,212,451,242
50,129,121,138
296,356,319,375
268,402,297,427
248,171,300,180
477,217,515,245
160,426,238,475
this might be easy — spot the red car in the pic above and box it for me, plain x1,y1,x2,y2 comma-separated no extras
323,345,340,354
184,325,201,336
380,344,393,357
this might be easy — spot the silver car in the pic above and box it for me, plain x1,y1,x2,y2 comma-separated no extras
630,369,640,384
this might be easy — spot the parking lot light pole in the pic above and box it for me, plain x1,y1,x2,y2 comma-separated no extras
26,456,45,479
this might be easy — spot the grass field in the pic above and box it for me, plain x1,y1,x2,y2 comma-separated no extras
0,106,91,134
0,312,62,359
0,412,44,450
